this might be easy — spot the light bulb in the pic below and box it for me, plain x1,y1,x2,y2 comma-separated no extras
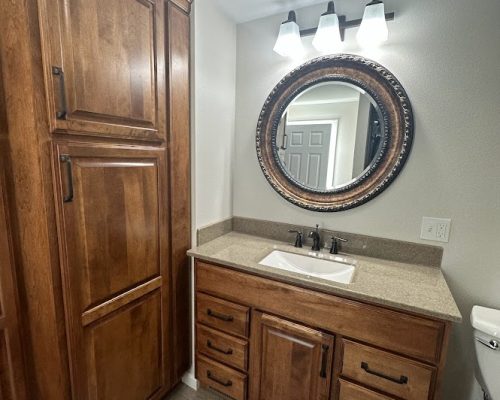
357,0,389,47
313,13,342,53
273,11,304,58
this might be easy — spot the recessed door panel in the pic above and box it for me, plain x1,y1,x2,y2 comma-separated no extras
70,156,160,308
85,292,162,400
40,0,166,141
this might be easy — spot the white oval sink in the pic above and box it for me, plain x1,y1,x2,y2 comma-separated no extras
259,250,355,284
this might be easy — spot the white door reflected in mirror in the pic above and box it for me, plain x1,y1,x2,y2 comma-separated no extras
276,81,384,191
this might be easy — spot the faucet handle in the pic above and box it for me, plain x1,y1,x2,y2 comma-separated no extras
330,236,348,254
288,229,303,248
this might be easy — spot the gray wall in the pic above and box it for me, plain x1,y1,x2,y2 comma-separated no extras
193,0,236,229
233,1,500,399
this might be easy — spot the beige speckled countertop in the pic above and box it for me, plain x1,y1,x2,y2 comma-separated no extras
188,232,462,322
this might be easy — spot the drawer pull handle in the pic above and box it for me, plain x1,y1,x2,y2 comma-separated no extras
207,371,233,387
207,340,233,355
59,155,74,203
361,362,408,385
52,66,67,120
320,344,329,378
207,309,234,322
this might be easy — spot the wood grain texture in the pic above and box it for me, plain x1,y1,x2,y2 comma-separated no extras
248,312,334,400
338,379,397,400
170,0,192,13
197,355,247,400
0,160,28,400
85,292,163,400
196,293,250,339
340,339,435,400
197,324,249,372
0,0,72,397
196,262,446,364
52,142,171,399
2,0,192,398
166,1,193,382
38,0,167,141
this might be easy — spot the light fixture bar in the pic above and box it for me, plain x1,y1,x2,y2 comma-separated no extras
300,12,394,41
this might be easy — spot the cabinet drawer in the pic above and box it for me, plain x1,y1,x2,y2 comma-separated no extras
341,339,435,400
197,354,247,400
197,324,248,371
197,293,250,338
338,379,396,400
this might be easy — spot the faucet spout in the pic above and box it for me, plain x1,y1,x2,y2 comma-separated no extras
308,224,321,251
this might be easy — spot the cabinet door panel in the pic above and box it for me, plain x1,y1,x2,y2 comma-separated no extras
85,292,162,400
249,312,334,400
40,0,166,141
67,155,160,308
53,143,170,399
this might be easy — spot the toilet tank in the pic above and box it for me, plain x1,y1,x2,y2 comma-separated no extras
471,306,500,399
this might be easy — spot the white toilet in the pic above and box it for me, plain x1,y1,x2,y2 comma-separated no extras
471,306,500,400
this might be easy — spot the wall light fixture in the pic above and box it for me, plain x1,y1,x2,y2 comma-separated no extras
274,1,395,58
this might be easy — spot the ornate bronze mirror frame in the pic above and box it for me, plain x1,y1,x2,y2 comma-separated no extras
256,54,414,212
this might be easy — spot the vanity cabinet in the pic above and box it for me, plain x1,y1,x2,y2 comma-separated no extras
194,260,451,400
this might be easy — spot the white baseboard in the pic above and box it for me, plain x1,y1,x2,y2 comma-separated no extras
182,371,199,390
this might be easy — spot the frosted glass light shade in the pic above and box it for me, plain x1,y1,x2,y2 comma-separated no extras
357,1,389,47
273,21,304,58
312,13,342,53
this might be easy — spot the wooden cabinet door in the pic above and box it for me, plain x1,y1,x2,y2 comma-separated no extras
249,312,334,400
39,0,166,141
0,166,27,400
52,142,170,400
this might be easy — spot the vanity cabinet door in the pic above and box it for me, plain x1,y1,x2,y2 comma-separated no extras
39,0,166,141
52,142,170,399
249,312,334,400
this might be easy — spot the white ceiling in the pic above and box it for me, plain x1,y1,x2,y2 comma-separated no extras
212,0,329,24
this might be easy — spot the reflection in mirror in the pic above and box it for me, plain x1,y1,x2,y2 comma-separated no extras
276,82,384,191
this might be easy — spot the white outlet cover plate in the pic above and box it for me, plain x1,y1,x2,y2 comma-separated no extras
421,217,451,243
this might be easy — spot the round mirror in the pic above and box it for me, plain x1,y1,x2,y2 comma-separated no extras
256,54,414,212
276,81,384,191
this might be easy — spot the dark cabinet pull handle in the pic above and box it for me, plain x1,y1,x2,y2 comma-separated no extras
207,309,234,322
361,362,408,385
59,155,74,203
207,371,232,387
52,66,67,120
207,340,233,355
320,344,329,378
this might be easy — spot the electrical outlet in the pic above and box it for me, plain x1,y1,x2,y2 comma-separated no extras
421,217,451,243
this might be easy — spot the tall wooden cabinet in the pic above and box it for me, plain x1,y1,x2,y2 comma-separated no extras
0,0,192,398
